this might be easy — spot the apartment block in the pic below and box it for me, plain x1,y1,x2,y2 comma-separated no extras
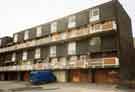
0,0,134,84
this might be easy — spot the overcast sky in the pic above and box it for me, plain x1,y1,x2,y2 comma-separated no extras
0,0,134,37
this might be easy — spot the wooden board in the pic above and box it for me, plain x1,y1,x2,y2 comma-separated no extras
95,69,120,84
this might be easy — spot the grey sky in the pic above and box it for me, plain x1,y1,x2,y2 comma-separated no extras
0,0,134,37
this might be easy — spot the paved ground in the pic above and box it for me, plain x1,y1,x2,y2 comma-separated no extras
0,81,134,92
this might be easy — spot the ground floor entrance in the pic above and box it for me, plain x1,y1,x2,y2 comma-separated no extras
68,69,92,83
0,68,120,84
68,68,120,84
0,71,30,81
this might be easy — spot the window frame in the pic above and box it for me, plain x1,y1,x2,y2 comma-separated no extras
50,46,56,57
12,52,16,61
68,42,76,55
35,48,41,59
22,51,28,60
89,8,100,22
36,26,42,37
51,22,57,33
24,31,29,40
68,15,76,28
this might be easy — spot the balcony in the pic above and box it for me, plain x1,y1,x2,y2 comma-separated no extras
0,65,17,71
0,57,119,71
51,33,61,41
76,27,89,37
89,21,117,34
102,21,117,31
0,20,116,53
88,57,119,68
0,36,51,53
68,29,78,38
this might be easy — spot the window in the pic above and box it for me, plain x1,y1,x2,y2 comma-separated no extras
13,34,18,43
89,37,101,46
24,31,29,40
36,26,42,37
35,48,41,59
68,42,76,55
22,51,27,60
50,46,56,57
68,16,76,28
51,22,57,33
12,52,16,61
89,8,100,22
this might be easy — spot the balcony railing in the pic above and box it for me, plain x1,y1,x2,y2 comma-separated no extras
0,57,119,71
0,21,116,53
88,57,119,68
89,20,117,34
0,36,51,53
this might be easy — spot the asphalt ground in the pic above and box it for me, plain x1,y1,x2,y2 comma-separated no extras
0,81,134,92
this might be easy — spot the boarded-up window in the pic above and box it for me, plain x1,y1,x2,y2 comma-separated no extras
68,16,76,28
36,26,42,37
35,48,41,59
89,8,100,22
51,22,57,33
50,46,56,57
68,42,76,55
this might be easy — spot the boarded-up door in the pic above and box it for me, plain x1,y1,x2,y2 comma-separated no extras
69,69,93,83
80,70,89,82
69,69,81,82
95,69,120,84
23,72,29,81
